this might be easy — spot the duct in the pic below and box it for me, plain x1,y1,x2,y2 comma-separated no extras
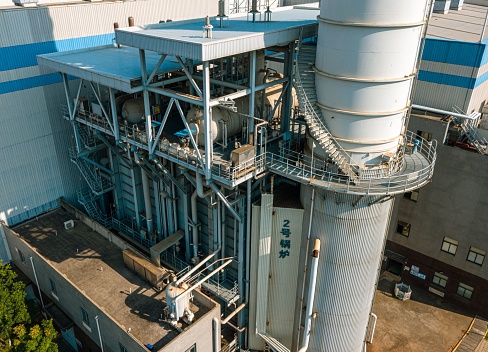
299,239,321,352
134,153,153,234
190,173,213,259
412,104,479,120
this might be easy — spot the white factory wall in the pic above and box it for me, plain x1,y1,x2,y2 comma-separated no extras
414,37,488,113
0,0,217,226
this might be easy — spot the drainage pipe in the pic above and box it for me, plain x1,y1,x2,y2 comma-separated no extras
299,239,321,352
412,104,479,120
368,313,378,344
95,316,104,352
29,257,44,308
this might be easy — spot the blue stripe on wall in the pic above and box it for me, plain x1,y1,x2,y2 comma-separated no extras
422,38,485,68
0,33,114,72
0,73,77,95
418,70,475,89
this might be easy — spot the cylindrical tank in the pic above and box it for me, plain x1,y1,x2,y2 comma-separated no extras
300,188,394,352
165,282,189,320
314,0,429,165
121,97,156,124
115,94,133,117
299,1,430,351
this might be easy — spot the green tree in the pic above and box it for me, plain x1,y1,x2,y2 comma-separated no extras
0,261,58,352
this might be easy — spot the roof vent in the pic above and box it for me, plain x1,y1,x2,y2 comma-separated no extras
64,220,74,230
217,0,229,28
203,16,213,39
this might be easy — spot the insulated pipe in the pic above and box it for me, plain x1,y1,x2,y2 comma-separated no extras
175,258,233,301
412,104,479,120
299,239,321,352
213,317,219,352
222,303,247,324
368,313,378,344
176,250,219,285
135,153,153,234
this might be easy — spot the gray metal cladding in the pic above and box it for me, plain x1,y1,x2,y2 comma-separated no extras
300,186,394,352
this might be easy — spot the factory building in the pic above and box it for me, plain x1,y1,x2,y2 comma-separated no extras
0,0,485,351
385,2,488,319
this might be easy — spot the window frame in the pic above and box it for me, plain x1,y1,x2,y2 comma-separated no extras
81,308,90,326
417,130,433,142
441,237,458,255
396,221,411,237
185,344,196,352
49,278,57,295
403,190,419,202
18,249,26,264
432,272,448,288
119,343,128,352
466,246,485,266
456,282,474,300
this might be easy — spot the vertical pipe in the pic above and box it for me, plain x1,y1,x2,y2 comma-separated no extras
481,9,488,42
237,197,246,346
170,162,178,233
128,16,134,27
128,149,141,228
95,316,104,352
299,239,321,352
213,317,220,352
134,153,153,234
249,51,257,143
202,62,213,179
281,42,294,134
109,88,120,142
139,49,154,155
29,257,44,308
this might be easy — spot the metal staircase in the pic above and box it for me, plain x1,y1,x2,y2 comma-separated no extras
76,188,112,228
77,125,97,150
295,41,360,183
69,148,113,195
453,106,487,154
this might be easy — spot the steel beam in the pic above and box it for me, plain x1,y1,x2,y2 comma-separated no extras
176,56,203,99
88,81,115,135
139,49,154,154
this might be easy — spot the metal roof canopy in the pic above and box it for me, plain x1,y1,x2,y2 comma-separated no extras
115,7,319,61
37,45,183,92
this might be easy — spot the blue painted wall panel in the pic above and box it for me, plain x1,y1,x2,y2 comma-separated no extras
0,33,114,72
0,73,77,95
422,38,485,68
418,70,475,89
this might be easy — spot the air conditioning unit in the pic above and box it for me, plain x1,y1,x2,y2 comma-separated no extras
64,220,75,230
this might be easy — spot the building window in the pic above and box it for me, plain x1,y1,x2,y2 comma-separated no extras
18,249,26,264
456,283,474,299
119,343,128,352
417,130,433,142
467,247,485,266
403,190,419,202
396,221,411,237
432,272,448,288
185,345,196,352
49,278,57,295
441,237,458,255
81,308,90,326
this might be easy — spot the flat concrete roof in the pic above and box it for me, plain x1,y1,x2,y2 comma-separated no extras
115,7,319,61
427,3,488,42
37,45,182,93
12,207,210,350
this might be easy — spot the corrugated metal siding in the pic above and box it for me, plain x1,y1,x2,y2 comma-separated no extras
468,78,488,113
413,80,472,111
0,81,81,226
0,0,217,225
300,186,394,352
248,204,265,350
0,0,218,47
267,206,304,349
256,194,274,333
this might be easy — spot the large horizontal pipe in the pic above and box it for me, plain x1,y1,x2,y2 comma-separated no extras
412,104,479,120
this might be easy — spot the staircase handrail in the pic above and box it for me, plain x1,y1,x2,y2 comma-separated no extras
294,32,360,178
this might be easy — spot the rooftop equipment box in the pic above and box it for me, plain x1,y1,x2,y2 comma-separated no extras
231,144,255,166
122,249,173,290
